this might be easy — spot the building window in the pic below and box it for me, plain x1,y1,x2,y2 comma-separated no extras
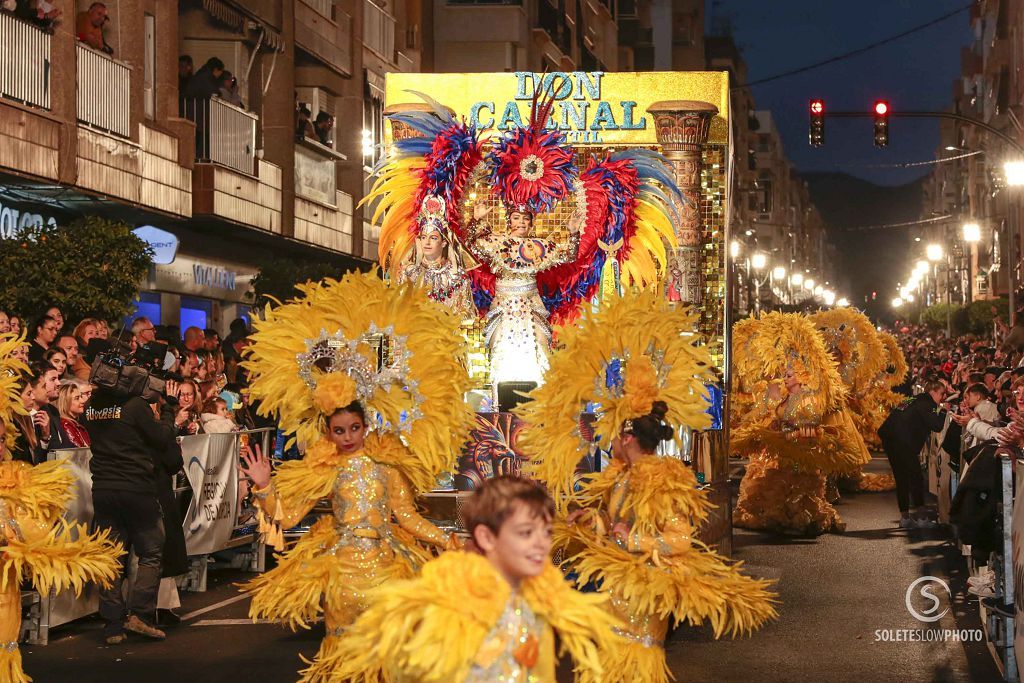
126,291,162,328
180,296,214,332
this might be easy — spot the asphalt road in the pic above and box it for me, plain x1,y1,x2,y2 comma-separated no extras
24,457,1004,682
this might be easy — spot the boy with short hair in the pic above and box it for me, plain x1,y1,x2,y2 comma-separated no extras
314,475,617,682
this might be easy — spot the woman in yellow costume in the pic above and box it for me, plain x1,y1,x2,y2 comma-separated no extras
516,291,778,683
318,475,621,683
808,308,888,495
730,312,870,535
0,332,122,682
237,271,475,683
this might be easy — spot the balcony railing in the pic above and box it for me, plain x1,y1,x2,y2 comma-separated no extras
363,0,395,62
303,0,334,17
295,140,342,206
181,97,258,176
0,12,51,109
77,43,131,138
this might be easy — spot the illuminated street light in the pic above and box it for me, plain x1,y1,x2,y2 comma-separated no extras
730,240,741,259
790,273,804,287
892,297,904,308
1005,160,1024,186
823,291,835,306
915,260,929,274
804,278,815,291
963,223,981,243
926,244,943,261
772,266,786,280
836,297,849,307
905,293,915,302
813,285,824,296
751,252,767,270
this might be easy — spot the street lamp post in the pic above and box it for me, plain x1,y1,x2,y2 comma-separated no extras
751,252,767,316
963,222,980,305
927,243,947,336
1004,161,1024,327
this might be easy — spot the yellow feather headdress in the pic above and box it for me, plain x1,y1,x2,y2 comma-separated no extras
242,270,475,491
878,331,909,389
0,332,29,453
515,290,715,509
809,308,887,394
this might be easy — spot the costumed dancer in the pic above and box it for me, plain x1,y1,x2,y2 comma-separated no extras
517,292,778,683
322,475,620,682
237,272,475,683
0,332,122,682
808,308,887,496
730,312,870,535
364,89,678,386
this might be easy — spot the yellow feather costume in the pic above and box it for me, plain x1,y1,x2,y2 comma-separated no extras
0,333,122,683
309,550,620,682
240,272,475,682
730,313,868,536
516,293,777,682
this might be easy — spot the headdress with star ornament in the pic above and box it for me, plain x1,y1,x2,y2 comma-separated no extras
514,289,714,511
242,269,475,492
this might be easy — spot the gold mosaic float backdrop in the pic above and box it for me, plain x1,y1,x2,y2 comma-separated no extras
700,144,727,372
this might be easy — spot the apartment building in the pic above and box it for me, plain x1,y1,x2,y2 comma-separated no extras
0,0,423,332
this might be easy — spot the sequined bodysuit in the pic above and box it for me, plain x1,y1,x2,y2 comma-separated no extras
249,448,452,681
397,257,475,319
467,223,580,385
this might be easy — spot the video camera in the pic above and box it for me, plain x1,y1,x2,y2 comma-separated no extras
89,333,183,403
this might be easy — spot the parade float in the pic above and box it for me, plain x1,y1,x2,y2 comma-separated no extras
371,70,735,549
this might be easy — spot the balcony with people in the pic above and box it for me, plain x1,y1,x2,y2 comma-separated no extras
294,98,353,253
178,55,282,236
0,1,191,217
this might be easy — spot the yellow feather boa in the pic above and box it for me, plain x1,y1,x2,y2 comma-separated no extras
562,456,778,639
0,332,29,451
310,551,620,683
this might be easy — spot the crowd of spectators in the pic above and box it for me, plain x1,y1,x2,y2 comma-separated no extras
0,304,259,465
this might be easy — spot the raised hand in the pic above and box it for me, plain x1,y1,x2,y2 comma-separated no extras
473,202,493,221
239,442,272,490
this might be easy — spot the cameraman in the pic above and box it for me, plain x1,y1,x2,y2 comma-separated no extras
85,375,180,645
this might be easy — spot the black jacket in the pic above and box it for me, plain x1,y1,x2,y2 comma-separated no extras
84,391,177,493
155,441,187,577
878,393,947,455
950,446,1003,557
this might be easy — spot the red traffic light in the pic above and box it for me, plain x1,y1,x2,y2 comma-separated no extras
874,101,889,116
810,99,824,115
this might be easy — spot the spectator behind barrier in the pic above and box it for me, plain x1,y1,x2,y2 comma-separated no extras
178,54,193,95
184,57,224,99
28,314,58,362
44,346,68,379
0,309,9,334
56,381,90,448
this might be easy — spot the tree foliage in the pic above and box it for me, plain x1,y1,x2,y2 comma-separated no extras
251,257,350,309
0,216,151,323
967,297,1008,335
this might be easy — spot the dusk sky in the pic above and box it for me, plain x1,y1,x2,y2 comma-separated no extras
711,0,974,186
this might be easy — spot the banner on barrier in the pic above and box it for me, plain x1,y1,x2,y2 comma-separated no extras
47,448,100,627
1013,459,1024,663
181,433,238,556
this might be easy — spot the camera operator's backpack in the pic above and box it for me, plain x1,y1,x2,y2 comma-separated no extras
90,353,166,402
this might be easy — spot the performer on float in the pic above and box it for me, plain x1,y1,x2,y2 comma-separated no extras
319,475,620,682
237,272,474,683
364,91,679,385
730,312,870,535
516,292,778,683
396,194,475,319
0,332,122,682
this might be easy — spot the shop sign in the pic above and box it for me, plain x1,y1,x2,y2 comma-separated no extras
0,198,58,239
193,264,237,291
132,225,180,265
385,71,730,146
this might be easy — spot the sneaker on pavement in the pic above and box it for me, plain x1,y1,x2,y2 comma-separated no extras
968,584,997,598
914,518,938,529
898,517,916,529
968,574,995,587
105,632,127,645
124,615,166,640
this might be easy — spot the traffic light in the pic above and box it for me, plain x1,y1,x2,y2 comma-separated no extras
809,99,825,147
873,100,889,148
